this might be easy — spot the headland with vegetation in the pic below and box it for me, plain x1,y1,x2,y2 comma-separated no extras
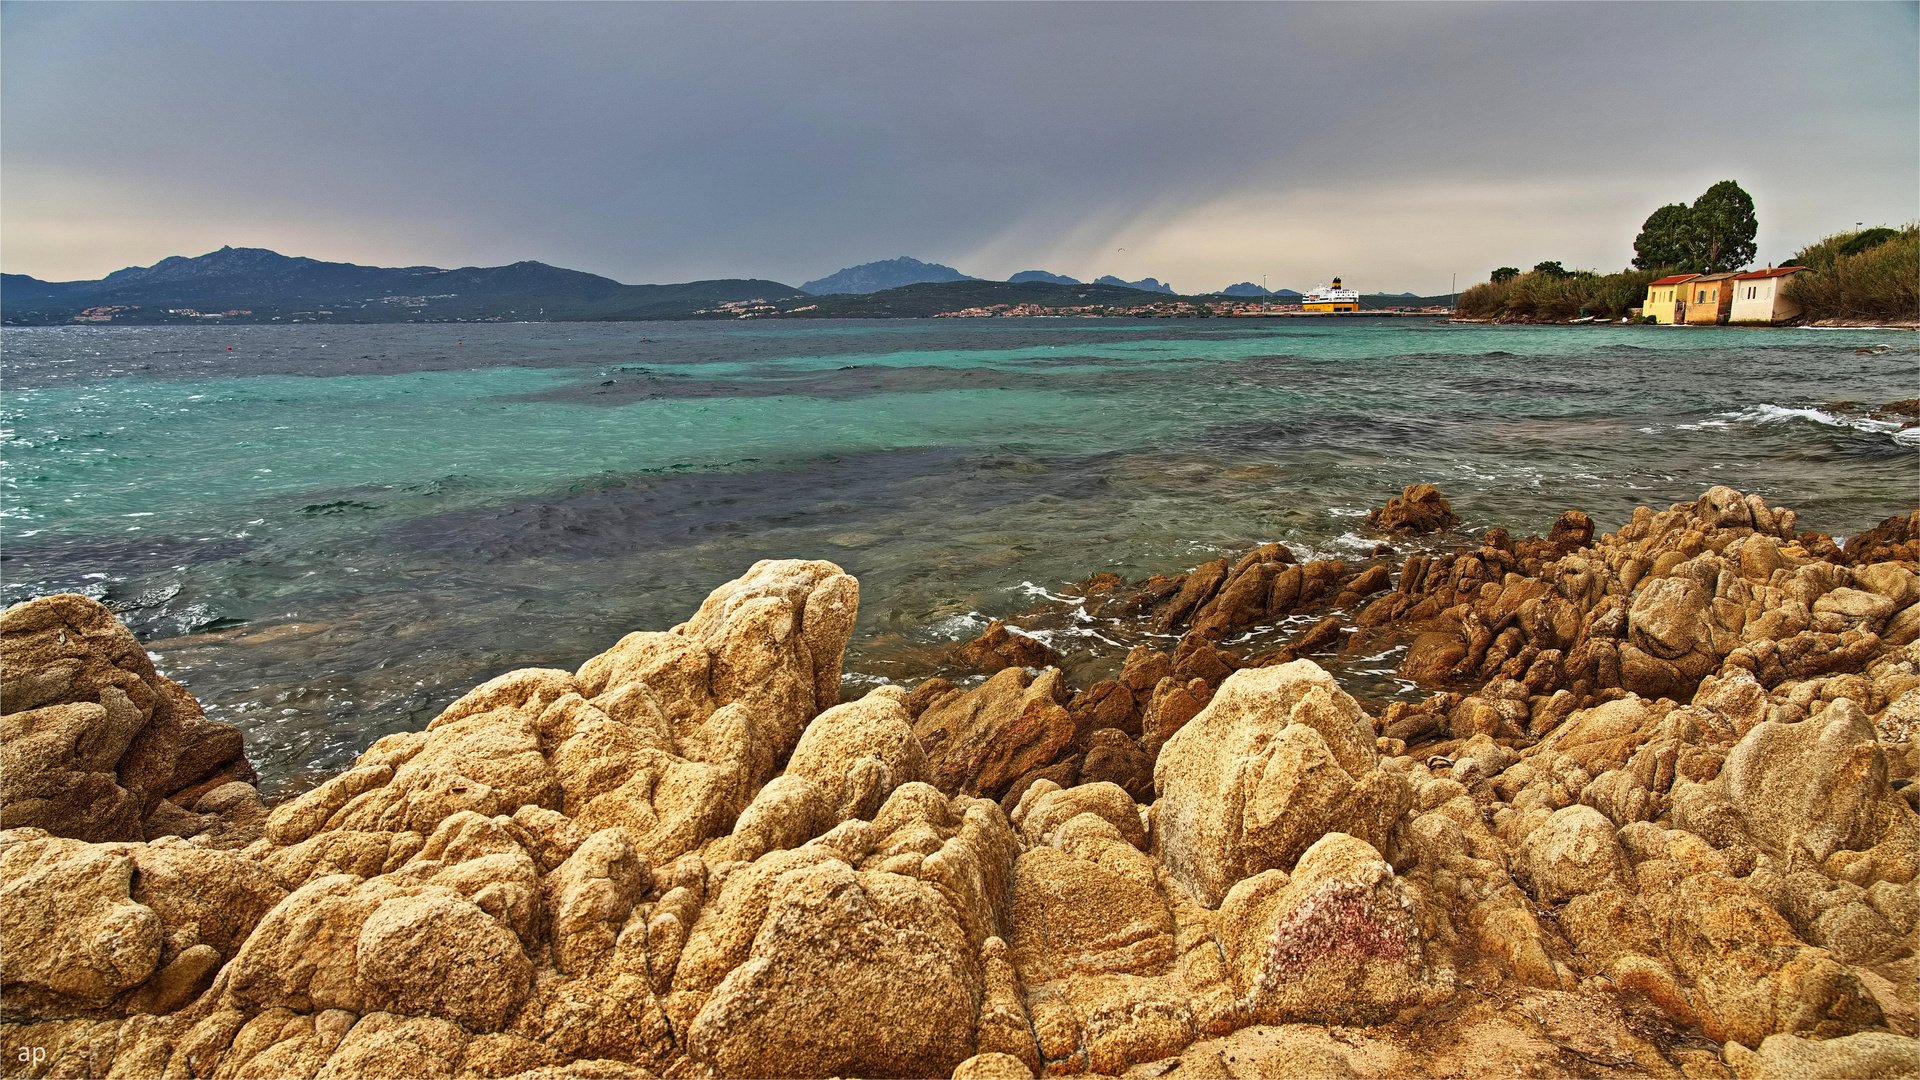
1456,180,1917,327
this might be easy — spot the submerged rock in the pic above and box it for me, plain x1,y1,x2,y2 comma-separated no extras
954,620,1059,674
1367,482,1461,535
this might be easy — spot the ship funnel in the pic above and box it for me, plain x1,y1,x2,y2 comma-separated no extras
1332,277,1342,288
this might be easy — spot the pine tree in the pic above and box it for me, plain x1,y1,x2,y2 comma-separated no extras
1689,180,1758,272
1632,203,1694,270
1630,183,1759,273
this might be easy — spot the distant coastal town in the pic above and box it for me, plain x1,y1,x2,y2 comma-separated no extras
928,297,1450,319
925,275,1449,318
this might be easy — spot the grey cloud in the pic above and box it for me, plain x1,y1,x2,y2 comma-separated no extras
3,1,1914,287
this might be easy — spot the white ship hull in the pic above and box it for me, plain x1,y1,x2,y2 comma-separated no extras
1301,287,1360,304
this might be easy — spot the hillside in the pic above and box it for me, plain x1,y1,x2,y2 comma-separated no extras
771,279,1186,317
1356,292,1452,309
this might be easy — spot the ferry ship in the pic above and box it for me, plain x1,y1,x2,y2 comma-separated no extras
1301,277,1360,313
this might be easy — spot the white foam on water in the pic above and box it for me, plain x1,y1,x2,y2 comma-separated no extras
1052,623,1127,648
1728,402,1912,441
1004,624,1055,646
1278,542,1342,564
925,612,991,640
1224,611,1328,645
839,671,895,694
1355,645,1407,665
1330,531,1383,554
1015,580,1077,603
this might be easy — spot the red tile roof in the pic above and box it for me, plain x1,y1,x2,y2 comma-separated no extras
1648,274,1701,285
1732,266,1804,280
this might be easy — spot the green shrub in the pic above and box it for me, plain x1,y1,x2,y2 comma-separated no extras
1506,271,1588,320
1783,225,1919,323
1456,267,1664,321
1587,269,1666,319
1839,227,1899,258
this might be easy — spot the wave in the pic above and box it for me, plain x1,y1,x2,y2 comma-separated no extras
1729,402,1918,442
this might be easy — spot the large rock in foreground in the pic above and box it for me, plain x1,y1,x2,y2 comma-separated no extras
1218,834,1449,1025
3,512,1916,1080
1,594,263,845
1155,661,1411,907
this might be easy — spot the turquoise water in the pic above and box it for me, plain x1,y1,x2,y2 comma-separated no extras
4,319,1914,793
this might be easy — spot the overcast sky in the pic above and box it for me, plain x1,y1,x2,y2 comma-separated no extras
5,1,1915,293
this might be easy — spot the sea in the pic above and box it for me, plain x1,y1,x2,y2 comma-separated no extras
3,318,1915,795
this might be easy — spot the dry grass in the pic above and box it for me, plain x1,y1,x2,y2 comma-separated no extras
1453,278,1511,319
1784,225,1919,323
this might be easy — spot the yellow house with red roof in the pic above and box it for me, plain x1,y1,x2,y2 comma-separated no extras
1643,274,1700,324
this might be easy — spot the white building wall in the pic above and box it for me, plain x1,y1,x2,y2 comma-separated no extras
1728,274,1800,324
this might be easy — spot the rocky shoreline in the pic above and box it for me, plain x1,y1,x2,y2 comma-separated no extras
3,484,1917,1079
1447,318,1920,329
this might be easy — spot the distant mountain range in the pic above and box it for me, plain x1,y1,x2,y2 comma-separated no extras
1,246,802,325
0,246,1446,325
1219,282,1304,297
1007,270,1081,285
800,256,972,295
1094,275,1175,294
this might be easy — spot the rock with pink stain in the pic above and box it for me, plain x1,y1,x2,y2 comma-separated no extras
1214,833,1453,1025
